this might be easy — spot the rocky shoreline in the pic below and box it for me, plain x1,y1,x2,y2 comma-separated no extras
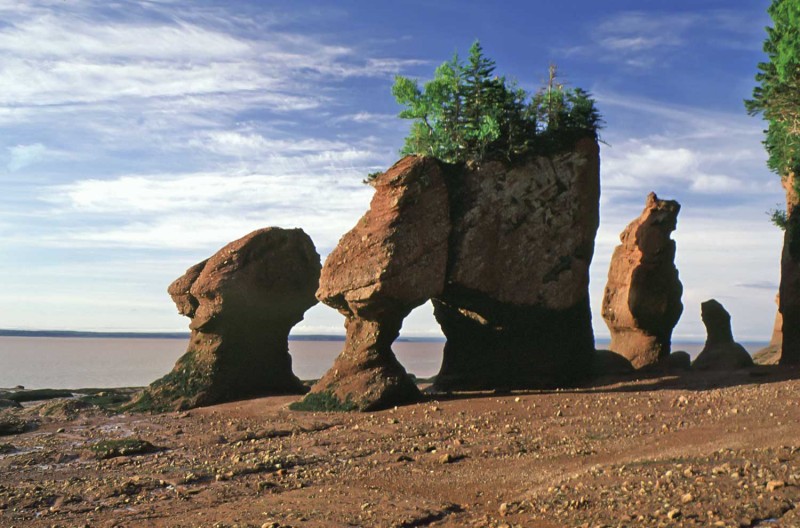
1,367,799,527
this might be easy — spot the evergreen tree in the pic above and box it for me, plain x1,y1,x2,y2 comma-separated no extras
746,0,800,180
392,41,601,164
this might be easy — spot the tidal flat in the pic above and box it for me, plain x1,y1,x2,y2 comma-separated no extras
1,368,799,527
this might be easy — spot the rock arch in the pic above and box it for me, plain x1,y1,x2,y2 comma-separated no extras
300,138,601,410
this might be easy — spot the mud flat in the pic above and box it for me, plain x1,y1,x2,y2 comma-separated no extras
1,368,800,527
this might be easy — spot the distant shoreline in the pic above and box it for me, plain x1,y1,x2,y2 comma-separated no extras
3,329,769,347
0,329,446,343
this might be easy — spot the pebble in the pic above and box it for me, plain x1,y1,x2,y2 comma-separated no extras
766,480,785,491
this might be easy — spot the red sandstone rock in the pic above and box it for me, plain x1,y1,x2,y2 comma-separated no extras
692,299,753,370
602,192,683,369
754,294,782,365
306,139,601,409
305,156,450,411
434,138,600,390
137,227,320,411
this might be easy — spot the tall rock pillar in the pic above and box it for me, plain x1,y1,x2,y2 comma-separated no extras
602,193,683,369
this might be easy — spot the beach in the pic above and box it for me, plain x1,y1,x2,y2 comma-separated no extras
1,367,799,527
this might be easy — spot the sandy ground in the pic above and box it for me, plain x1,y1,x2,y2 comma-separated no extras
1,368,800,528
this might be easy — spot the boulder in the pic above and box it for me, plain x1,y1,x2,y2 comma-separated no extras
692,299,753,370
666,351,692,371
753,294,782,365
302,156,450,411
136,227,321,411
602,192,683,369
592,350,634,377
434,138,600,390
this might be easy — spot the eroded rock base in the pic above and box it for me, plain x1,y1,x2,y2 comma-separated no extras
300,318,421,412
433,295,594,391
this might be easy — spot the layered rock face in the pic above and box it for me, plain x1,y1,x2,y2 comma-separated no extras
433,138,600,390
304,138,600,410
693,299,753,370
602,193,683,369
138,228,321,411
306,157,450,411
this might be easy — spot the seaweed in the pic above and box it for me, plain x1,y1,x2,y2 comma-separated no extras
289,390,358,412
89,438,157,459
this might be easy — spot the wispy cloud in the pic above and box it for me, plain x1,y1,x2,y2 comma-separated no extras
0,3,423,121
736,280,780,290
560,9,767,69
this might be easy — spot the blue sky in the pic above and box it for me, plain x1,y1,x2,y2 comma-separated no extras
0,0,784,341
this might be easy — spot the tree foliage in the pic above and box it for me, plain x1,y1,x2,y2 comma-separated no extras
392,41,601,164
746,0,800,180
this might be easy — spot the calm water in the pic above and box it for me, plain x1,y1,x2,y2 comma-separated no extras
0,337,444,389
0,336,766,390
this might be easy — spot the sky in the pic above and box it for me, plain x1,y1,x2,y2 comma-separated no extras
0,0,785,342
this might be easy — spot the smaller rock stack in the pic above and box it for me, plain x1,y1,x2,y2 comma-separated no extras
602,193,683,369
135,227,321,411
693,299,753,370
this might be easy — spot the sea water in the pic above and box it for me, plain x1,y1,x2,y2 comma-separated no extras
0,336,766,390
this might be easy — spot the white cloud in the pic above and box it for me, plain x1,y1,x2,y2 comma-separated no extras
595,92,777,200
7,143,47,171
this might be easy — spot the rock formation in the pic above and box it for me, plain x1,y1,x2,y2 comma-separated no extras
304,157,450,411
602,193,683,369
136,227,321,411
692,299,753,370
433,138,600,390
780,174,800,364
301,138,600,410
754,294,782,365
